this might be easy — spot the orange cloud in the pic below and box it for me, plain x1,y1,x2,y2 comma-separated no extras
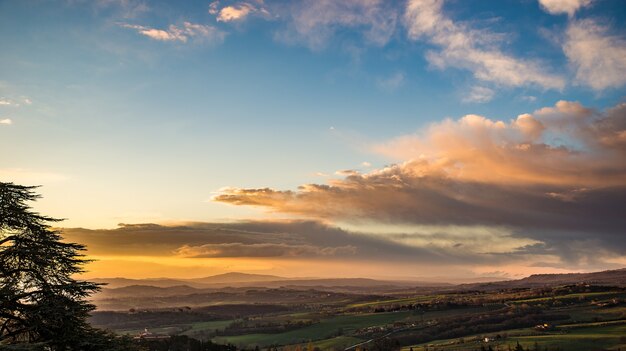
213,101,626,254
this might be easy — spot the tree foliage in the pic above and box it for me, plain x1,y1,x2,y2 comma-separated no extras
0,182,133,350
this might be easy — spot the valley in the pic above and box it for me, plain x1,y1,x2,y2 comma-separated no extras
89,269,626,350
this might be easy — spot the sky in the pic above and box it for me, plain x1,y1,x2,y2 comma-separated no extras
1,0,625,280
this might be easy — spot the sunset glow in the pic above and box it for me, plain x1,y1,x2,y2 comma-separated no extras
1,0,625,281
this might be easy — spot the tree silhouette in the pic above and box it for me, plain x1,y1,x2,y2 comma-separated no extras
0,182,132,350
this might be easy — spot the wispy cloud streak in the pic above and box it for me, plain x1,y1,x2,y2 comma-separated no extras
404,0,565,89
121,22,225,44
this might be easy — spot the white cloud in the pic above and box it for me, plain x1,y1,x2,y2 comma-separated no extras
121,22,225,44
538,0,592,17
210,1,271,23
217,4,254,22
0,98,17,106
462,86,495,103
209,1,220,15
0,96,32,107
335,169,360,176
0,118,12,125
563,19,626,91
404,0,565,90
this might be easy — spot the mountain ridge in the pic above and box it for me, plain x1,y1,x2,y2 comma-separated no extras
91,268,626,290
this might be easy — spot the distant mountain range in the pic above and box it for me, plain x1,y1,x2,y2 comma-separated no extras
519,268,626,285
92,268,626,291
92,272,289,289
89,268,626,311
92,272,448,290
189,272,287,284
462,267,626,290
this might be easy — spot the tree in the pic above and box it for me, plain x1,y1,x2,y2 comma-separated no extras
371,337,400,351
0,182,131,350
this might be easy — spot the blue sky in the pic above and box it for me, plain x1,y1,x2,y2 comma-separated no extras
1,0,625,278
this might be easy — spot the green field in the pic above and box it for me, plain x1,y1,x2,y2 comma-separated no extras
403,323,626,351
309,336,364,350
347,296,437,309
98,283,626,350
182,320,234,338
118,326,183,336
213,311,414,348
117,319,233,338
510,324,626,351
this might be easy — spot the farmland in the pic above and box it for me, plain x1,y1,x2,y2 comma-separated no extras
90,271,626,351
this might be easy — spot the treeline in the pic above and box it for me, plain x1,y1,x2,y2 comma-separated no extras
371,301,472,313
475,342,566,351
215,320,314,336
135,335,236,351
90,311,222,331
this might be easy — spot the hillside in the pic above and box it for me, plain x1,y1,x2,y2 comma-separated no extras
187,272,287,285
92,268,626,293
463,268,626,291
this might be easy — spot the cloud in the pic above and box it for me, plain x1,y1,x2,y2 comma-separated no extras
563,19,626,91
538,0,592,16
218,5,253,22
0,118,12,125
209,1,219,15
209,1,271,23
218,4,255,22
404,0,565,90
63,221,525,278
94,0,149,18
121,22,225,44
335,169,360,176
61,221,480,263
176,242,357,258
462,86,495,103
377,72,405,92
213,101,626,261
274,0,398,50
0,96,30,107
61,220,622,271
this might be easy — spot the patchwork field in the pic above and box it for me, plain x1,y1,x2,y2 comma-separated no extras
91,277,626,351
213,311,414,348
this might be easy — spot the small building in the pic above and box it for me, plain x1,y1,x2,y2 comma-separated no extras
133,328,170,340
534,323,553,331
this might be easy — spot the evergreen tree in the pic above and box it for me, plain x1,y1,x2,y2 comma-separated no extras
0,182,131,350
